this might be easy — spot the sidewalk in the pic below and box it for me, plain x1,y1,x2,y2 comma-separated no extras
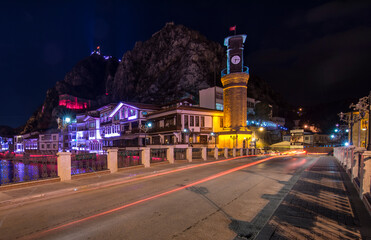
255,156,371,240
0,160,204,209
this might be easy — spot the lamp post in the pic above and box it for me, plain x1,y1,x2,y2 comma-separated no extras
211,132,219,148
183,128,189,146
140,122,152,147
57,116,71,152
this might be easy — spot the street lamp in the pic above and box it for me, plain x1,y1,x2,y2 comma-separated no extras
57,116,72,152
140,122,152,147
211,132,219,148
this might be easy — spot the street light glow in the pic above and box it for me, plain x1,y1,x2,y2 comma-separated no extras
259,127,264,131
65,117,71,123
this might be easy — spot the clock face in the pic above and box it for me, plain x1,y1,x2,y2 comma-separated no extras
231,55,241,65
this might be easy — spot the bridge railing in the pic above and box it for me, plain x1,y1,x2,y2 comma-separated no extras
333,146,371,215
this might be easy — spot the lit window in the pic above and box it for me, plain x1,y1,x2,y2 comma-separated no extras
216,103,223,110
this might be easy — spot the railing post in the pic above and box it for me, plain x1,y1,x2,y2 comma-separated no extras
214,147,219,160
187,147,193,162
352,148,365,180
224,148,228,158
360,151,371,198
167,146,174,164
232,148,236,157
201,147,207,161
57,152,71,181
240,148,243,156
107,148,118,173
141,147,151,167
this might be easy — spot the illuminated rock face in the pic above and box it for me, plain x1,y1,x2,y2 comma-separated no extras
221,72,249,129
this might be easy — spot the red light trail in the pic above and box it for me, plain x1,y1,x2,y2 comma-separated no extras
25,155,285,239
65,154,266,194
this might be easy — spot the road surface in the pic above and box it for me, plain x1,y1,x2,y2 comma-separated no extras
0,155,317,240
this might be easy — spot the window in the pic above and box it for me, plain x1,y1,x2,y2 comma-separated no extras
220,117,223,128
41,144,45,149
195,116,199,127
216,103,223,111
184,115,188,127
53,144,56,149
53,135,56,141
201,116,205,127
47,144,50,149
190,116,194,127
90,131,95,138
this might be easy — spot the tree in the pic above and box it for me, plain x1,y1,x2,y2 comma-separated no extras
254,102,271,121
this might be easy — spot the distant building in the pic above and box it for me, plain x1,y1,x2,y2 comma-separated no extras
290,129,331,149
272,117,285,127
199,86,224,111
59,94,95,110
283,135,291,142
0,136,13,152
39,131,60,152
146,103,223,145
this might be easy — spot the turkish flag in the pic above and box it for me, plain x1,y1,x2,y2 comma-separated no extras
229,26,236,31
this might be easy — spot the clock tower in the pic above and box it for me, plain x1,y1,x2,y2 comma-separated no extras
221,34,249,129
225,35,246,74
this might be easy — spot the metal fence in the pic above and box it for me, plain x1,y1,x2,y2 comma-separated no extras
0,155,58,185
218,148,225,159
207,148,214,159
71,153,107,175
228,148,234,157
192,148,202,160
150,149,167,163
236,149,241,157
118,150,141,168
174,148,186,160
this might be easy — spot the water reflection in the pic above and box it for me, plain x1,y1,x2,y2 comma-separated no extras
0,159,57,185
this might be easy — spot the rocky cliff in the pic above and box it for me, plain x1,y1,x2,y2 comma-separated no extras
18,23,287,134
109,22,225,103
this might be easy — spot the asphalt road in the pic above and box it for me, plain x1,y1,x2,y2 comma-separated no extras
0,155,318,240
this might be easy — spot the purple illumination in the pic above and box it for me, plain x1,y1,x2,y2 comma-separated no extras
128,115,137,120
109,102,124,118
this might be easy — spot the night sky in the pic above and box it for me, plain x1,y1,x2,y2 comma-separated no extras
1,0,370,128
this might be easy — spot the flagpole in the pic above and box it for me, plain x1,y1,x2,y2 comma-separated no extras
234,26,236,35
